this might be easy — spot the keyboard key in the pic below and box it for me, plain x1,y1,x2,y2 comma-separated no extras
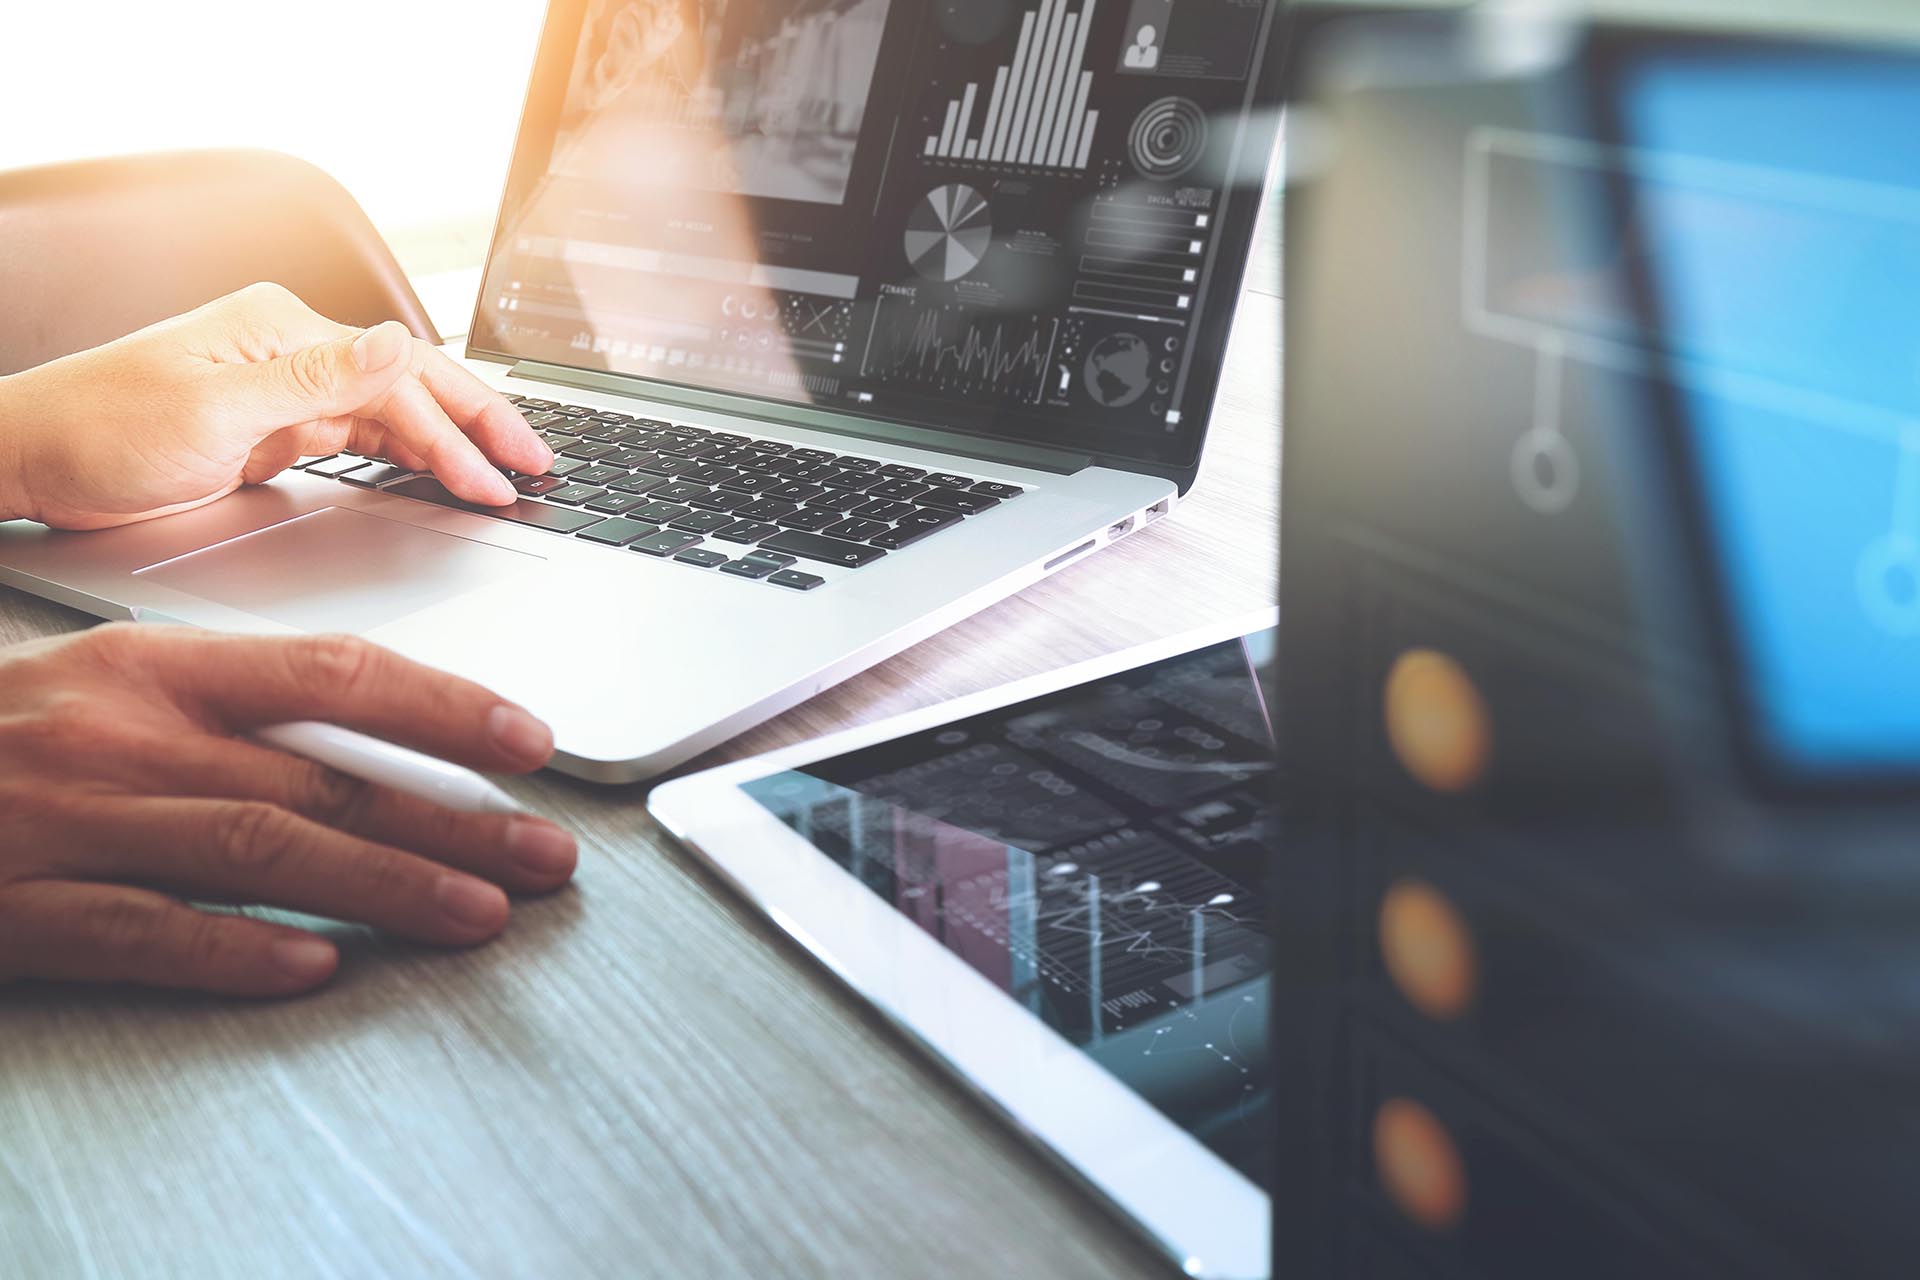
585,491,652,515
523,411,571,429
674,547,730,568
688,489,756,513
539,431,580,449
731,456,788,476
611,474,669,495
748,439,792,453
925,472,974,488
782,462,836,482
914,486,999,514
767,481,825,502
305,455,369,477
851,498,915,521
713,520,778,544
630,529,704,558
562,441,619,461
708,446,760,466
680,463,738,485
720,556,781,579
969,481,1024,499
866,479,930,502
388,477,605,534
571,465,630,487
707,431,749,446
831,455,881,471
513,475,566,496
715,473,783,494
870,523,947,550
817,470,879,491
788,447,835,463
666,422,711,438
737,498,800,521
822,517,888,541
631,500,693,523
668,510,736,535
896,507,963,531
877,464,927,480
589,410,634,423
632,454,688,476
545,456,590,478
546,483,606,505
778,508,843,532
599,448,657,469
583,424,642,444
653,480,711,502
759,529,886,568
341,463,414,487
577,517,660,546
768,569,826,591
501,393,525,405
809,490,870,513
518,398,557,410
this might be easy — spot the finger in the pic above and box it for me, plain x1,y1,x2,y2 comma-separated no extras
82,626,555,772
74,797,511,946
359,430,429,473
365,375,517,505
0,881,338,997
227,320,414,424
417,345,553,475
146,733,577,894
242,430,310,485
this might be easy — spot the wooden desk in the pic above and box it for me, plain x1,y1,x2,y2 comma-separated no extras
0,278,1278,1279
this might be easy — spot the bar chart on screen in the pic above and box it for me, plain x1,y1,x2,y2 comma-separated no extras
924,0,1103,171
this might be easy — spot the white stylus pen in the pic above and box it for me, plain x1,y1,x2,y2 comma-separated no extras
129,608,525,815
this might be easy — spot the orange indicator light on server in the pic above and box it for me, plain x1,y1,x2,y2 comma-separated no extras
1384,648,1492,793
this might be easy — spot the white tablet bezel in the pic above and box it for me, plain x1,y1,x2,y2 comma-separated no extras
648,608,1276,1280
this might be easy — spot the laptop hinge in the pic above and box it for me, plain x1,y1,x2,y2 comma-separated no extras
504,360,1096,476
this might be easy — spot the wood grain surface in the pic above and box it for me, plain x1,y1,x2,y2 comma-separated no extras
0,238,1279,1280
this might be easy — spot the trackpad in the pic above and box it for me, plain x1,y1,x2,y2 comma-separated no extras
136,506,543,633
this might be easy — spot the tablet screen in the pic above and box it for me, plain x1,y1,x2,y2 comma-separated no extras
743,629,1275,1183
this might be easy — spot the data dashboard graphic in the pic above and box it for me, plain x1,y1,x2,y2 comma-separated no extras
744,631,1276,1180
923,0,1104,170
476,0,1283,459
863,298,1061,403
904,184,994,281
1128,96,1208,179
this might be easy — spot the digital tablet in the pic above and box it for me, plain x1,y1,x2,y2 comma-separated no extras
648,611,1275,1279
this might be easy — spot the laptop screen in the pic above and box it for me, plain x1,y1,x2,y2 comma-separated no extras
467,0,1283,470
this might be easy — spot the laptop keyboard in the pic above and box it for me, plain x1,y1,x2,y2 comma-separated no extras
293,394,1023,592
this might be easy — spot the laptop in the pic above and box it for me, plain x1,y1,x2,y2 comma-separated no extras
0,0,1284,782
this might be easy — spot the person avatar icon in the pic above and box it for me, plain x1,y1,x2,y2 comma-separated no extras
1124,23,1161,70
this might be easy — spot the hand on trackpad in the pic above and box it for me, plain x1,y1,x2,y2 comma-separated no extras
135,507,542,633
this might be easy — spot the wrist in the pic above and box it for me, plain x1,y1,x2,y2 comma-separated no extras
0,369,44,524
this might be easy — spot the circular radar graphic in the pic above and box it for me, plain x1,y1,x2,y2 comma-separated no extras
1128,97,1208,180
905,184,993,283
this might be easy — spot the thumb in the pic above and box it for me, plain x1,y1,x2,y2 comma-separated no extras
249,321,414,421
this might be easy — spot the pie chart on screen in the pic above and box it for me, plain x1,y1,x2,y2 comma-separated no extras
905,184,992,282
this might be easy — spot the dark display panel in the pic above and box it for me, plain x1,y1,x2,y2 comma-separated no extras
470,0,1282,470
745,628,1275,1183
